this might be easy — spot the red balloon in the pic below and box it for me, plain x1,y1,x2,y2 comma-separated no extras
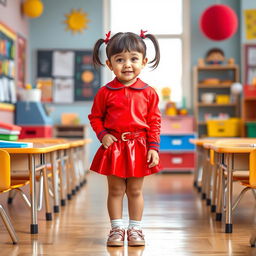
200,4,238,41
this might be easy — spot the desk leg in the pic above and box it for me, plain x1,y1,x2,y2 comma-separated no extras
211,152,218,212
66,150,72,200
225,153,233,233
51,151,60,213
29,154,38,234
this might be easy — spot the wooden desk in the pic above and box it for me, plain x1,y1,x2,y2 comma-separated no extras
209,139,256,233
3,138,92,234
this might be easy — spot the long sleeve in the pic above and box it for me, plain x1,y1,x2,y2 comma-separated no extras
88,88,108,142
147,89,161,152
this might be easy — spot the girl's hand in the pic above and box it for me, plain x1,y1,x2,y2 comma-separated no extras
102,134,118,149
147,149,159,168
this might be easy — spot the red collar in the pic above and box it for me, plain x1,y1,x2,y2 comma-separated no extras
106,78,148,90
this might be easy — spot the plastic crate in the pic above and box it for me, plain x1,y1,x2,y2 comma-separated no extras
244,85,256,98
216,95,230,104
206,118,242,137
246,122,256,138
19,126,52,138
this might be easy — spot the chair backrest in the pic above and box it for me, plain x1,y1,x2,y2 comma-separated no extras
250,149,256,186
0,149,10,190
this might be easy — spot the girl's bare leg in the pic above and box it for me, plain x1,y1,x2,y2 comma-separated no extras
126,177,144,220
107,175,126,220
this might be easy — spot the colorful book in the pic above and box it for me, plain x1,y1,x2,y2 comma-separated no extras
0,134,18,141
0,122,21,132
0,128,20,135
0,140,33,148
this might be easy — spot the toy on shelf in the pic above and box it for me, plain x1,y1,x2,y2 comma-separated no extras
19,83,42,102
197,48,235,66
165,101,177,116
161,87,171,101
61,113,80,125
205,48,225,65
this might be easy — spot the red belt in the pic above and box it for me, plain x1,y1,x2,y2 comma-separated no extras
109,130,146,141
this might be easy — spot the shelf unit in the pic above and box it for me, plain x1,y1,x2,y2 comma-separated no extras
193,65,240,137
159,116,196,173
242,85,256,137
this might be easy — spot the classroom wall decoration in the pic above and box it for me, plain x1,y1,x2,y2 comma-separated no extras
0,22,16,103
244,9,256,40
200,4,238,41
64,8,90,34
17,34,26,88
37,49,101,103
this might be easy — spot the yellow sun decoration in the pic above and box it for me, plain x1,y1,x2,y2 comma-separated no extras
64,8,89,34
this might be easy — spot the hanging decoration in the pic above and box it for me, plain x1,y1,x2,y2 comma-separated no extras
64,8,90,34
199,4,238,41
22,0,44,18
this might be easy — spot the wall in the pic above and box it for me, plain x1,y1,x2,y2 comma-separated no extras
190,0,241,67
241,0,256,44
0,0,30,82
29,0,103,161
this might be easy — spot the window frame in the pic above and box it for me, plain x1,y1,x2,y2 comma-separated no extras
102,0,191,107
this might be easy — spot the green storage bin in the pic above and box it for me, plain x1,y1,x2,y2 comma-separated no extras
246,122,256,137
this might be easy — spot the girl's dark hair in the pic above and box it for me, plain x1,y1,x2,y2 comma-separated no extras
93,32,160,69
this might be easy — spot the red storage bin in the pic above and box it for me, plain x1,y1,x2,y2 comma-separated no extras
244,85,256,98
159,152,195,171
19,126,52,138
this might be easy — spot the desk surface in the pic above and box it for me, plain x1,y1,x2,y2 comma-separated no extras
208,139,256,153
2,138,92,154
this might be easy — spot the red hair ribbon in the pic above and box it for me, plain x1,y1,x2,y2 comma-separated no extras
104,31,111,44
140,30,147,39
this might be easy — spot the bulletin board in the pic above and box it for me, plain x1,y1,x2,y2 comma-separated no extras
36,49,101,103
0,22,17,103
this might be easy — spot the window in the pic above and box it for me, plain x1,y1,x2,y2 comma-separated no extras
104,0,190,106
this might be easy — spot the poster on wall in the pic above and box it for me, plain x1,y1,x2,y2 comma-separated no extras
17,34,26,88
37,49,101,102
74,51,101,101
244,9,256,40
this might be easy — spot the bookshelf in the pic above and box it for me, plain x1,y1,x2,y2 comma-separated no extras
193,64,240,137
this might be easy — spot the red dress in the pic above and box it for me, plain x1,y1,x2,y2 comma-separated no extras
88,77,161,178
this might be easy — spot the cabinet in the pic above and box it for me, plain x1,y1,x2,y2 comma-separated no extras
242,85,256,137
159,116,196,172
53,124,88,139
193,65,240,137
244,44,256,84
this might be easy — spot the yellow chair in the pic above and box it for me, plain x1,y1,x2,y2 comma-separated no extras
0,149,30,244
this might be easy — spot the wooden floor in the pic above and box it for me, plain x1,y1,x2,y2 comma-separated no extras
1,172,256,255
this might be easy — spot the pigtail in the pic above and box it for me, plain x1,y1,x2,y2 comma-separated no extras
145,34,160,69
92,38,105,67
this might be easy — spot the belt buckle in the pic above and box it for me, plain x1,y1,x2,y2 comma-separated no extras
121,132,131,141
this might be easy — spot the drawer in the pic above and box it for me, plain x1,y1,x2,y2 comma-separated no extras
160,134,195,150
161,116,194,134
159,152,195,170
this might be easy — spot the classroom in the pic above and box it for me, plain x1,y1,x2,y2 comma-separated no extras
0,0,256,255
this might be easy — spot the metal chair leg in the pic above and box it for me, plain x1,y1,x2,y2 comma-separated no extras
0,205,18,244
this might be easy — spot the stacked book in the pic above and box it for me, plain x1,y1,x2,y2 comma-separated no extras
0,122,32,148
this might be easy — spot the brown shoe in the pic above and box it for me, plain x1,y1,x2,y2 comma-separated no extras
127,228,145,246
107,228,125,247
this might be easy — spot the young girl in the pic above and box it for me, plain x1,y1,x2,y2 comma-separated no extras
88,30,161,247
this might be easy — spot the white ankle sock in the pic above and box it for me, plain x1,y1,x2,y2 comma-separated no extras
128,220,141,230
111,219,123,229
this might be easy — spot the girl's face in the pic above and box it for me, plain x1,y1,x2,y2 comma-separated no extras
106,51,148,86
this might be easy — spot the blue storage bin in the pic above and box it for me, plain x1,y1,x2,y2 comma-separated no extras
15,101,53,125
160,134,196,151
